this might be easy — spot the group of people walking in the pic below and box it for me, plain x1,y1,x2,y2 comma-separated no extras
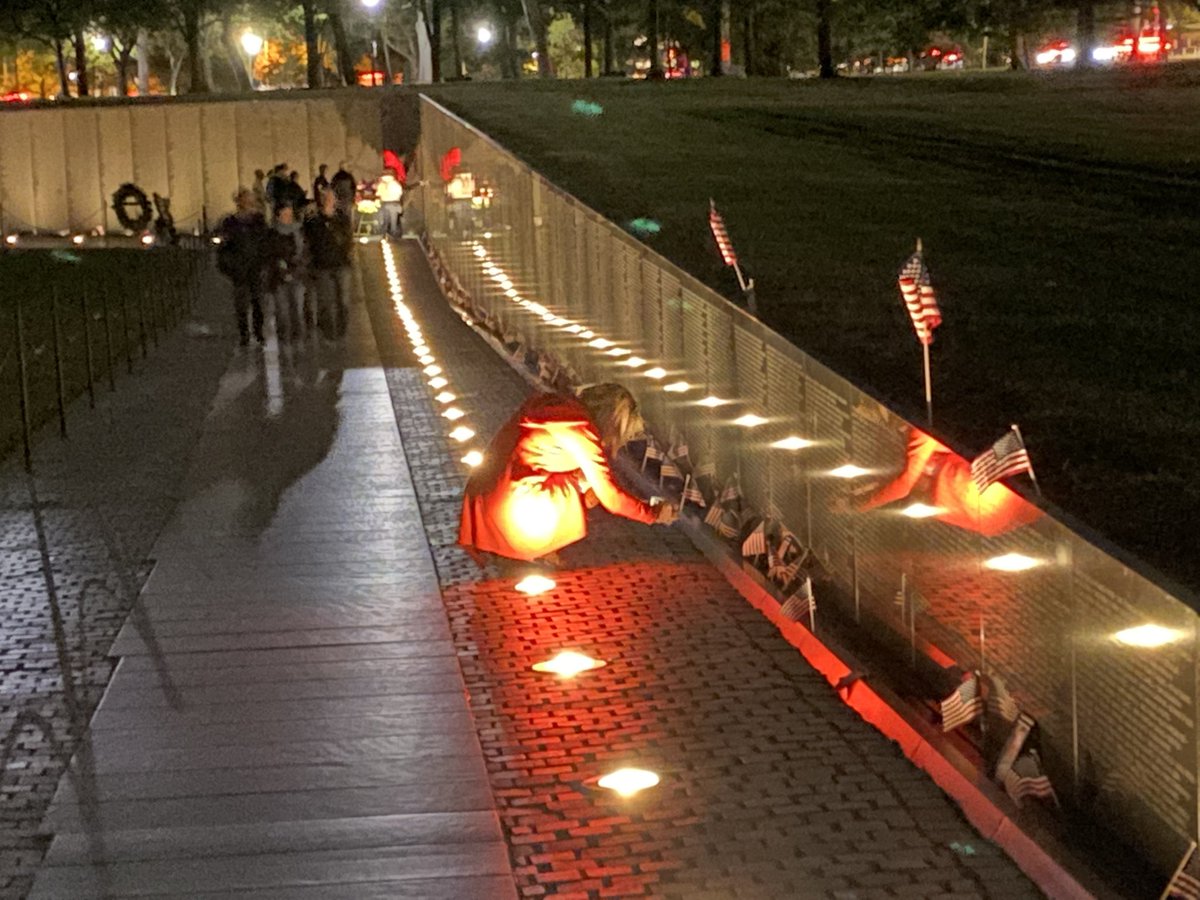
215,162,359,347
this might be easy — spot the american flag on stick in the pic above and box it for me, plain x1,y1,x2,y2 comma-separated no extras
779,576,815,624
741,519,767,558
940,672,984,732
681,475,706,509
709,199,755,304
1162,841,1200,900
898,248,942,346
1002,750,1059,809
641,437,664,472
971,426,1035,494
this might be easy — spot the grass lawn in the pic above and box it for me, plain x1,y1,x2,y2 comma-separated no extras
425,66,1200,595
0,248,195,458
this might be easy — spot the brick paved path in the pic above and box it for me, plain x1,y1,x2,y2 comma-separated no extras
365,241,1044,900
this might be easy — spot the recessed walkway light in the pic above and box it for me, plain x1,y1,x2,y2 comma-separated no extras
429,376,448,389
435,392,456,403
515,574,556,595
461,450,484,467
531,650,606,677
698,396,729,408
623,357,646,368
644,367,667,379
597,768,660,797
442,407,465,421
449,426,475,442
663,381,690,393
423,364,442,376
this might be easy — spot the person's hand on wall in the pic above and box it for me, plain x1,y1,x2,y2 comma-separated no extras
655,502,679,525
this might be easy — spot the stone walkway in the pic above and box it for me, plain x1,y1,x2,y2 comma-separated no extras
27,257,513,899
20,240,1044,899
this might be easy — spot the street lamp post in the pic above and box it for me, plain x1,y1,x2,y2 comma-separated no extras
240,31,264,89
361,0,393,84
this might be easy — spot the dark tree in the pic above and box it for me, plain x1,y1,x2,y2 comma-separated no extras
816,0,833,76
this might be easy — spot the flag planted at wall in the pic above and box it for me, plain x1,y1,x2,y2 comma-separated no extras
940,672,984,732
709,199,738,268
779,576,815,623
898,250,942,345
971,427,1032,493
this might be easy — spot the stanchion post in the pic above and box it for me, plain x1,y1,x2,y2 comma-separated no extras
136,282,149,357
13,297,32,472
121,288,135,374
100,286,115,391
80,291,95,409
50,289,68,439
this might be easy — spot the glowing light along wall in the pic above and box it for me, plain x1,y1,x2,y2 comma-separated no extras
380,241,482,469
414,96,1200,875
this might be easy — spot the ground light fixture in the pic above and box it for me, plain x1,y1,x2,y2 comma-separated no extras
830,464,869,479
983,553,1040,572
772,436,814,450
515,574,556,595
531,650,606,677
733,414,767,428
597,768,660,798
4,235,16,246
565,324,583,334
419,355,435,365
423,364,442,376
900,503,942,519
449,426,475,442
644,367,667,379
1113,624,1184,648
72,234,84,245
461,450,484,467
442,408,465,421
697,396,729,408
435,392,456,403
663,381,690,393
623,357,646,368
580,330,595,339
589,338,613,349
141,234,155,246
429,376,448,389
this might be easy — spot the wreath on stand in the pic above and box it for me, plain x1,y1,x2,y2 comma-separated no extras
111,182,152,232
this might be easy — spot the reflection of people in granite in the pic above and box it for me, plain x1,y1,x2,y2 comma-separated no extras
185,350,341,534
861,428,1041,536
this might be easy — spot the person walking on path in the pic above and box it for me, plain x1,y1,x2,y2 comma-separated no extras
330,162,356,214
216,187,270,346
376,171,403,238
266,204,306,344
459,383,678,565
312,163,329,202
304,188,353,340
251,170,267,213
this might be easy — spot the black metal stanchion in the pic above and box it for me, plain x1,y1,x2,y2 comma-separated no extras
13,298,32,472
80,292,95,409
100,287,116,392
50,289,68,439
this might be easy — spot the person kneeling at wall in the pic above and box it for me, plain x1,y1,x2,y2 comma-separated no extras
459,383,677,567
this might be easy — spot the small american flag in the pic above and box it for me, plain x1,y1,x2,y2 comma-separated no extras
971,428,1032,493
940,673,984,732
1166,841,1200,900
898,250,942,346
681,476,706,508
742,519,767,557
1002,750,1058,808
668,429,690,471
641,438,664,473
717,477,742,507
709,200,738,267
660,457,683,486
715,509,740,539
703,500,724,528
779,576,815,622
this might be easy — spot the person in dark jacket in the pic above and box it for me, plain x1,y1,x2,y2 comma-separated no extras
330,162,356,214
303,188,353,339
216,187,269,346
312,164,329,202
265,204,306,344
